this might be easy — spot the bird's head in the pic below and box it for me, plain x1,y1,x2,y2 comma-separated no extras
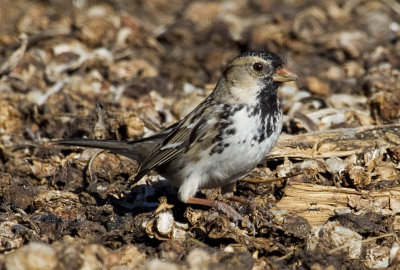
217,50,298,104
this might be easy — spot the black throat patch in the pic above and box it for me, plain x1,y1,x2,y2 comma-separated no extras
250,82,281,143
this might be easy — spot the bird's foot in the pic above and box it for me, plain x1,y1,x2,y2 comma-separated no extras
227,195,274,226
186,197,254,230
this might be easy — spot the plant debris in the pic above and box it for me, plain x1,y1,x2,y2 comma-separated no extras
0,0,399,269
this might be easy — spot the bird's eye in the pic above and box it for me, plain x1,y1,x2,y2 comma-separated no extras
252,62,264,72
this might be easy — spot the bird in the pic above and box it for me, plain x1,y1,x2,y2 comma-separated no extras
56,50,298,224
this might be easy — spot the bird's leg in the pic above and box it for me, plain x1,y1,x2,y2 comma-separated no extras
186,197,253,229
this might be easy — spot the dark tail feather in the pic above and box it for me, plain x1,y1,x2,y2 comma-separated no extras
55,138,153,187
55,138,129,151
55,136,166,186
54,138,153,162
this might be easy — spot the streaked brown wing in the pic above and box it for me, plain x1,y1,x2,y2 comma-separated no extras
138,126,188,172
134,100,213,180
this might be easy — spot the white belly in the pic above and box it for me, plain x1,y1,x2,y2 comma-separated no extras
185,108,282,190
171,107,282,202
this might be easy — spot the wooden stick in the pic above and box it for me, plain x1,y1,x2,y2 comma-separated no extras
266,123,400,160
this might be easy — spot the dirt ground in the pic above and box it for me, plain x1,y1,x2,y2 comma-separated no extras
0,0,400,269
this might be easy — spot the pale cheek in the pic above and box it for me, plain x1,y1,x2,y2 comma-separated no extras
230,80,261,103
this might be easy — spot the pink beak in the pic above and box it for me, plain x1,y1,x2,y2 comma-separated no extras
272,66,298,82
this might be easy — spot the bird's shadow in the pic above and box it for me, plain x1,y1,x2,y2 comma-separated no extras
106,179,190,223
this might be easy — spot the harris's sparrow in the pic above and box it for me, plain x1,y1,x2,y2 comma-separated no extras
57,50,298,224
